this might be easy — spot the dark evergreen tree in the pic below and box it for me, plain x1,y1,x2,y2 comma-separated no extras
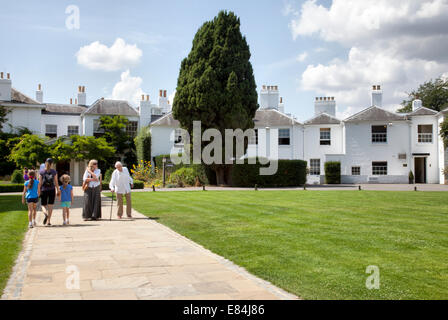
397,77,448,113
172,11,258,185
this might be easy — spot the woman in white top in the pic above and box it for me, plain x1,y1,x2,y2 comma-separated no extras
82,159,102,221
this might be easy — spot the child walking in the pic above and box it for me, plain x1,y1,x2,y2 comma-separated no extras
22,170,40,228
59,174,73,225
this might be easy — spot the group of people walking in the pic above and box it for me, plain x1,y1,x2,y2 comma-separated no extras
22,158,134,228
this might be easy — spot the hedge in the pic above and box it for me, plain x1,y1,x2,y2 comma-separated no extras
0,184,24,193
231,159,307,187
324,161,341,184
11,169,24,184
101,179,144,191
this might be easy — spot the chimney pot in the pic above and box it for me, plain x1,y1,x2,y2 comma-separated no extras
280,97,283,103
75,98,78,104
7,73,10,79
377,85,381,90
146,94,149,101
141,94,144,101
70,98,73,104
38,84,41,91
164,90,167,98
0,72,3,79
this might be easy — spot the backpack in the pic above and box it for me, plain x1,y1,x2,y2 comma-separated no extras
42,170,55,188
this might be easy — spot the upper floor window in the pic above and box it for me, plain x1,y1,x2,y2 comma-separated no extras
320,128,331,145
418,125,433,143
372,125,387,143
249,129,258,145
278,129,290,145
126,121,138,137
45,124,57,138
310,159,320,175
372,161,387,175
67,125,79,137
351,166,361,176
93,119,104,138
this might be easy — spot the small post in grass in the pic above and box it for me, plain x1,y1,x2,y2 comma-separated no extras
254,184,258,191
152,185,155,192
414,186,417,191
358,185,361,191
303,184,306,190
203,185,206,191
162,157,167,188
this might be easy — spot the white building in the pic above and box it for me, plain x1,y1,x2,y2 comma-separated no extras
150,84,448,185
0,73,172,185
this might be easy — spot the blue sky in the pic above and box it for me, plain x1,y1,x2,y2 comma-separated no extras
1,0,447,121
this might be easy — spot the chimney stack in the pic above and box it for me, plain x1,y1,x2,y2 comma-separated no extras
0,71,12,101
412,99,423,111
259,85,280,110
371,84,382,107
36,84,43,103
77,85,87,105
314,96,336,116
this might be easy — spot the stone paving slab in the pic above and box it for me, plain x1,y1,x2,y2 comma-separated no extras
1,187,297,300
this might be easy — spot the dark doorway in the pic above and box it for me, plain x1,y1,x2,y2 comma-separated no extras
414,157,427,184
56,161,70,183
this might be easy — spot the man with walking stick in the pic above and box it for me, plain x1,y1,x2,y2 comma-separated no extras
109,162,134,219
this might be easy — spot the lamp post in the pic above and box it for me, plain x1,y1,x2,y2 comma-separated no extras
162,157,166,188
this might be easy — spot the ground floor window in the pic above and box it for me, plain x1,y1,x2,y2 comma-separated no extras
45,124,57,138
67,125,79,136
310,159,320,175
126,121,138,137
351,166,361,176
174,128,184,146
372,161,387,175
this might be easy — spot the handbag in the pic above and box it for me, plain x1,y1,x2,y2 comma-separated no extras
82,171,90,192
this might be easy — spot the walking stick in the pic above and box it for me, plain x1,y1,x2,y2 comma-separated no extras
110,191,114,221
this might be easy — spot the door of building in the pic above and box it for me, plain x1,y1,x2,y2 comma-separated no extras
414,157,427,184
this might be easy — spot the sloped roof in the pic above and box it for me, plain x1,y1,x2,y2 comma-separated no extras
344,106,407,122
43,103,88,115
151,109,301,128
305,112,341,125
254,109,301,126
150,113,180,127
408,107,438,116
11,88,41,104
83,99,139,116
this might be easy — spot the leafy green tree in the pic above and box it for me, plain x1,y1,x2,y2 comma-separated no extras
398,77,448,113
0,105,9,132
172,11,258,185
99,115,131,154
69,135,115,162
9,134,51,168
0,132,18,175
135,126,152,162
440,117,448,149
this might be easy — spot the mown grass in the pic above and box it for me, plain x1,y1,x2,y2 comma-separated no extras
128,190,448,300
0,195,28,293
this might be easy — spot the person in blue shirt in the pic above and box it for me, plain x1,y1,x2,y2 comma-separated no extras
22,170,40,228
59,174,74,226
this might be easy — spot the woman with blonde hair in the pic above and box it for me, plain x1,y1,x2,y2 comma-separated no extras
82,159,102,221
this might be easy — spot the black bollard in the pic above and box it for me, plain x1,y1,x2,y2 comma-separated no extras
358,185,361,191
152,185,155,192
414,186,417,191
303,184,306,190
203,185,206,191
254,184,258,191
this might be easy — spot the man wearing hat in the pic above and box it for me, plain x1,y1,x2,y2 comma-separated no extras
39,158,60,226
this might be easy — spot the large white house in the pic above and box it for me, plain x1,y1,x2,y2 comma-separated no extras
1,72,447,185
150,85,448,185
0,72,172,185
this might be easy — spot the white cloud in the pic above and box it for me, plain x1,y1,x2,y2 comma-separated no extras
111,70,143,106
76,38,142,71
296,52,308,62
286,0,448,117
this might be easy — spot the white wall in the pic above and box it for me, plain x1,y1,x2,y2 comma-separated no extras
150,126,184,157
4,107,42,134
304,124,344,183
338,121,410,183
41,114,82,137
410,115,440,184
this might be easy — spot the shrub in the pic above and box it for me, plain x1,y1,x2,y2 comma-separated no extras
0,184,24,193
169,167,196,187
324,162,341,184
11,169,24,184
135,126,151,162
104,167,115,183
131,160,158,183
231,159,307,187
101,179,144,191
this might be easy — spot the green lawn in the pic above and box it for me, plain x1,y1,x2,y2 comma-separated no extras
0,196,28,293
129,190,448,300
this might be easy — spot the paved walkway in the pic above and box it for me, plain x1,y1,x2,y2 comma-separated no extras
1,188,297,300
